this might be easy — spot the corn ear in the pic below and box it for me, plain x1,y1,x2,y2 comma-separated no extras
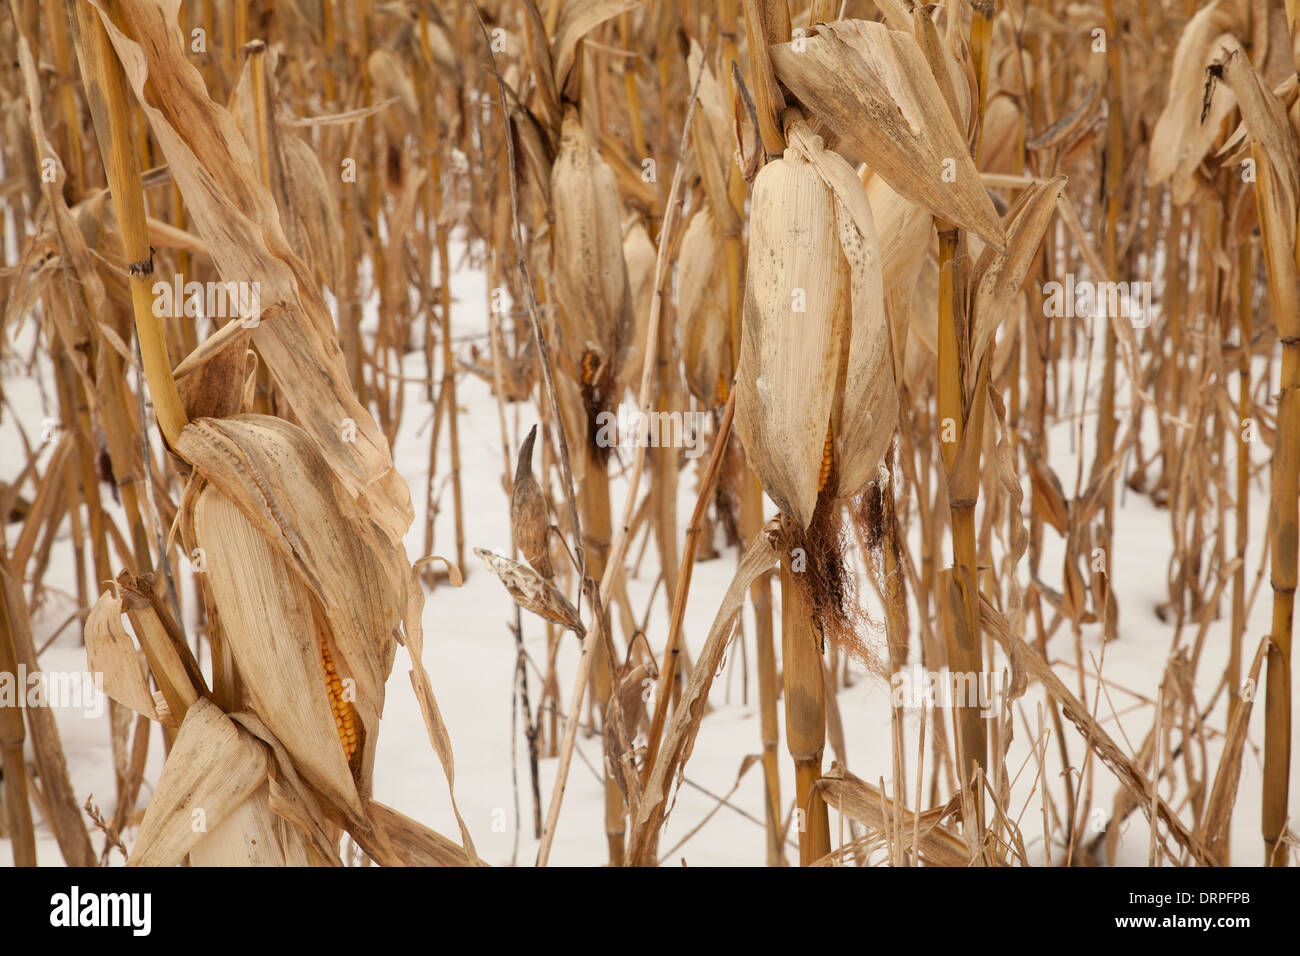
679,206,733,407
193,487,362,816
550,109,633,395
621,219,657,387
734,140,850,528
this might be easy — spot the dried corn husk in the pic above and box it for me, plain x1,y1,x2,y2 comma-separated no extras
475,548,584,634
128,697,269,866
189,785,315,866
622,219,657,386
193,487,363,818
550,110,634,399
678,206,733,407
1148,0,1243,203
734,124,897,528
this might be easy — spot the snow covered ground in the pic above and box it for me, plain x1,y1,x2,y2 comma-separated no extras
2,240,1297,867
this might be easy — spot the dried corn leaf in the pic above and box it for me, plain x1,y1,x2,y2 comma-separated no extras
771,20,1004,247
553,0,642,95
475,548,584,633
969,176,1066,382
813,763,970,866
1201,637,1269,861
85,590,160,724
92,0,409,541
626,525,779,864
370,801,481,867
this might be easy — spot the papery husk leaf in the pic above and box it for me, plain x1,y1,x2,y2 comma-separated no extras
475,548,584,633
678,207,733,407
177,415,399,786
85,589,160,723
188,783,315,866
622,220,657,387
969,176,1067,382
128,697,269,867
1147,0,1242,203
782,125,896,501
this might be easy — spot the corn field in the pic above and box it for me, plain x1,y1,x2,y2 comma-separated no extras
0,0,1297,870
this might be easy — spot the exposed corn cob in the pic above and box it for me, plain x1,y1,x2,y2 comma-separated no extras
321,633,357,761
579,349,599,387
818,423,833,494
716,373,729,405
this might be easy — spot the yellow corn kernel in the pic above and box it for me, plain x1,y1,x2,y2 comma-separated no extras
716,373,729,405
321,635,358,760
818,422,833,493
580,349,599,386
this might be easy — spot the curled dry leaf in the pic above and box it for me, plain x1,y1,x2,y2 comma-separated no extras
968,175,1068,381
512,425,554,579
770,19,1004,248
84,589,160,724
475,548,585,634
